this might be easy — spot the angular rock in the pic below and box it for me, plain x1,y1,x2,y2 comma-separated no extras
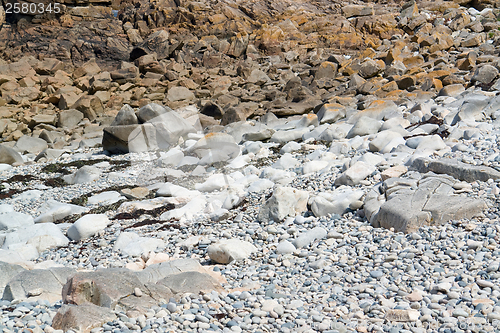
335,161,376,186
258,186,309,222
0,212,34,231
110,104,138,126
34,201,86,223
472,64,499,85
13,136,48,154
2,267,76,302
0,145,24,165
58,109,84,128
0,262,25,296
309,188,365,217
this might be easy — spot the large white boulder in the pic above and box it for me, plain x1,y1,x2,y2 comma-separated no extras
67,214,110,241
207,239,257,264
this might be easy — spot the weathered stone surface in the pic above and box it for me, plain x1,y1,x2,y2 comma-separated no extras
157,271,224,294
258,186,309,223
0,262,26,296
0,145,24,165
371,174,488,233
13,136,48,154
52,303,117,333
2,267,76,302
411,157,500,182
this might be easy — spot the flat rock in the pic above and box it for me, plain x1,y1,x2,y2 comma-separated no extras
372,174,488,233
52,303,117,333
157,271,224,294
411,157,500,182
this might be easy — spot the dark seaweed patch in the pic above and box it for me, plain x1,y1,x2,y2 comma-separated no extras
0,189,23,199
6,174,37,183
111,203,175,220
41,158,111,174
44,177,66,187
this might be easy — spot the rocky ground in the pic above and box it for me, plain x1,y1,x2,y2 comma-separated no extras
1,0,500,332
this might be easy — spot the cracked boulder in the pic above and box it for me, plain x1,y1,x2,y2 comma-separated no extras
52,303,117,333
62,259,225,316
366,173,488,233
2,267,76,302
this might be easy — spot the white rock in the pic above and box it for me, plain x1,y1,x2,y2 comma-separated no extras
293,227,327,248
227,155,251,169
380,136,406,154
160,196,207,220
6,243,38,261
335,161,376,185
113,232,164,257
276,240,296,254
347,116,383,138
247,179,275,193
280,142,302,154
177,156,199,167
188,132,240,162
63,166,101,184
0,164,13,172
156,183,200,197
67,214,110,241
272,153,299,170
13,190,43,201
270,128,310,143
356,152,386,166
369,130,402,152
319,123,353,140
34,201,87,223
87,191,125,205
302,160,330,174
158,148,184,167
416,135,447,151
207,239,257,264
309,188,365,217
0,205,14,213
2,223,69,252
258,186,309,222
0,212,34,231
259,168,296,185
195,174,233,192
